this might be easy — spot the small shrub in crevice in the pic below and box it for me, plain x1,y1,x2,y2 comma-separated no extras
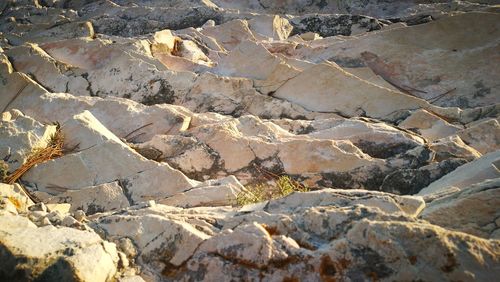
235,175,309,206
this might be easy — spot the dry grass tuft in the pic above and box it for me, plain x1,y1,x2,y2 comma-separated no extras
4,122,64,185
235,175,309,206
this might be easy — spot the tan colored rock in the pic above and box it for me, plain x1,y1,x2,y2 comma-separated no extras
457,118,500,154
421,178,500,239
45,182,130,215
0,183,34,213
151,29,181,55
278,139,378,174
247,15,293,40
0,109,56,172
215,40,285,80
430,135,481,162
418,151,500,195
298,12,500,108
62,110,125,151
201,19,256,51
399,109,462,141
93,207,210,267
159,176,244,208
265,188,425,217
6,44,90,96
0,213,118,281
273,62,431,119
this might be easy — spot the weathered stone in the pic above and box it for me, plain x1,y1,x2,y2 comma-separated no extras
45,182,130,215
0,213,118,281
421,178,500,239
399,109,462,141
457,118,500,154
419,151,500,196
0,109,56,172
430,135,481,162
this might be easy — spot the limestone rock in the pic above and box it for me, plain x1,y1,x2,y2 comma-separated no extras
0,109,56,172
430,135,481,162
0,183,34,213
44,182,130,215
272,62,431,120
299,12,500,108
0,1,499,281
248,15,293,41
0,213,118,281
399,109,462,141
457,118,500,154
418,151,500,195
421,178,500,239
290,14,383,37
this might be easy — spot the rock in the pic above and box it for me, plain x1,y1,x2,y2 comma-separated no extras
28,202,47,212
272,62,431,120
201,19,256,51
0,183,34,213
20,111,199,203
421,178,500,239
0,109,56,172
299,12,500,108
419,151,500,195
247,15,293,40
150,29,181,55
61,215,79,227
0,213,118,281
215,40,291,80
159,176,245,208
46,203,71,215
418,151,500,196
40,217,52,226
380,159,467,195
74,209,86,222
92,207,211,268
430,135,481,162
264,188,425,217
399,109,462,141
0,1,499,281
44,182,130,215
457,118,500,154
290,14,383,37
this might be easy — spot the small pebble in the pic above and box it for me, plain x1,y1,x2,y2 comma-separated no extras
41,217,52,226
74,210,86,222
47,211,63,224
62,215,79,227
28,202,47,212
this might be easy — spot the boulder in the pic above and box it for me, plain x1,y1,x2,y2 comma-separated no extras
399,109,462,141
272,62,431,120
457,118,500,154
418,151,500,195
430,135,481,162
421,178,500,239
0,213,119,281
44,182,130,215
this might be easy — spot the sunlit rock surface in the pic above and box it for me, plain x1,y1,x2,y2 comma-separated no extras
0,0,499,281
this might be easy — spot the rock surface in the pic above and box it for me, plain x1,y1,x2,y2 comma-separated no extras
0,1,499,281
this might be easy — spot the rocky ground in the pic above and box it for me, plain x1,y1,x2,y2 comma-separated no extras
0,0,499,281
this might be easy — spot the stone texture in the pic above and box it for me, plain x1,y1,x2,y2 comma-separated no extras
44,182,130,215
421,178,500,239
0,109,56,172
0,213,119,281
0,1,499,281
418,151,500,196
